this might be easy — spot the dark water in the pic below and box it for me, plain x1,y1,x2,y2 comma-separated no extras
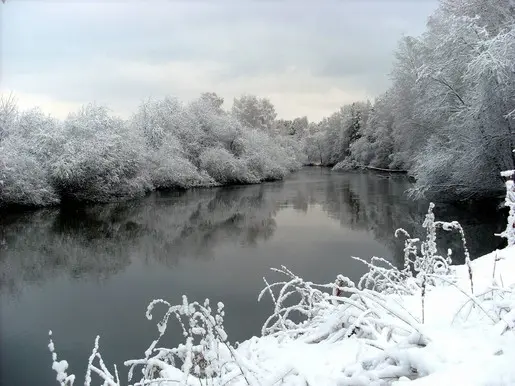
0,168,506,385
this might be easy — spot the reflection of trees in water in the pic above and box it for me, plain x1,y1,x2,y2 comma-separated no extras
132,186,278,265
316,172,505,265
319,174,426,265
0,185,279,294
0,208,133,294
256,168,504,266
0,169,506,294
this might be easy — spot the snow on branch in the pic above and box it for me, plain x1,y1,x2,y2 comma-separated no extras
496,172,515,246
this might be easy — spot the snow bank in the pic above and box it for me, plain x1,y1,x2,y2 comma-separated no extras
47,175,515,385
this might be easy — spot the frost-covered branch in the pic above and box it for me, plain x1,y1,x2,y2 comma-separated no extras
496,171,515,246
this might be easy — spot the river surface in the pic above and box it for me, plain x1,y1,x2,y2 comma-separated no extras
0,168,507,385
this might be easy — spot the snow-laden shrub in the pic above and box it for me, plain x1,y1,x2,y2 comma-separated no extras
0,95,301,208
50,104,151,202
131,96,184,150
185,97,242,153
132,96,242,165
0,143,59,207
273,135,304,171
332,158,359,172
132,95,300,189
0,108,62,207
231,94,277,132
14,108,64,164
145,133,216,189
238,129,289,181
0,93,18,143
200,147,253,184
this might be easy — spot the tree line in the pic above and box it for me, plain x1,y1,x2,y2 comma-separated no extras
304,0,515,201
0,93,303,207
1,0,513,207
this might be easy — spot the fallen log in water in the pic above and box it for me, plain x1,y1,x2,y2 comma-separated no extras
364,166,408,174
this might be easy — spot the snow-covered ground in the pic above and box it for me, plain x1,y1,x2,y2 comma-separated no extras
48,182,515,386
233,247,515,386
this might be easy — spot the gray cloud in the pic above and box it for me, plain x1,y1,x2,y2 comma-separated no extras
1,0,438,120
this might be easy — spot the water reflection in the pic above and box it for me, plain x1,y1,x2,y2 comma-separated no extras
0,185,281,294
0,168,506,295
320,172,505,264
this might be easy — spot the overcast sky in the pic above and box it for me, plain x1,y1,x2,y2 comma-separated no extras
1,1,438,121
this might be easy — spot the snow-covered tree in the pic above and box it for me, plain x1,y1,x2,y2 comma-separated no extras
50,104,150,202
316,0,515,199
406,0,515,199
199,92,224,112
353,94,395,169
231,94,277,133
0,107,62,206
0,93,17,144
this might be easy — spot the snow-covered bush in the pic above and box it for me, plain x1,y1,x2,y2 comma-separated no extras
0,145,59,207
145,133,216,189
0,93,301,208
0,93,18,143
0,108,61,207
50,104,150,202
332,158,359,172
131,94,299,187
231,94,277,132
200,147,251,184
239,129,292,181
273,134,304,171
132,95,300,188
130,97,219,188
132,97,184,150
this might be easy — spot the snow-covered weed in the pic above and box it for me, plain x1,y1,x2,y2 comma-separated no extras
48,331,76,386
258,266,424,347
124,296,250,384
355,203,470,297
49,296,254,386
256,266,432,383
256,202,515,383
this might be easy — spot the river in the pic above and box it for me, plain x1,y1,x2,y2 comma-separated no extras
0,168,506,385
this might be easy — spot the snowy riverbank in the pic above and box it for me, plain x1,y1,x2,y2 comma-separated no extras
232,246,515,386
48,192,515,385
